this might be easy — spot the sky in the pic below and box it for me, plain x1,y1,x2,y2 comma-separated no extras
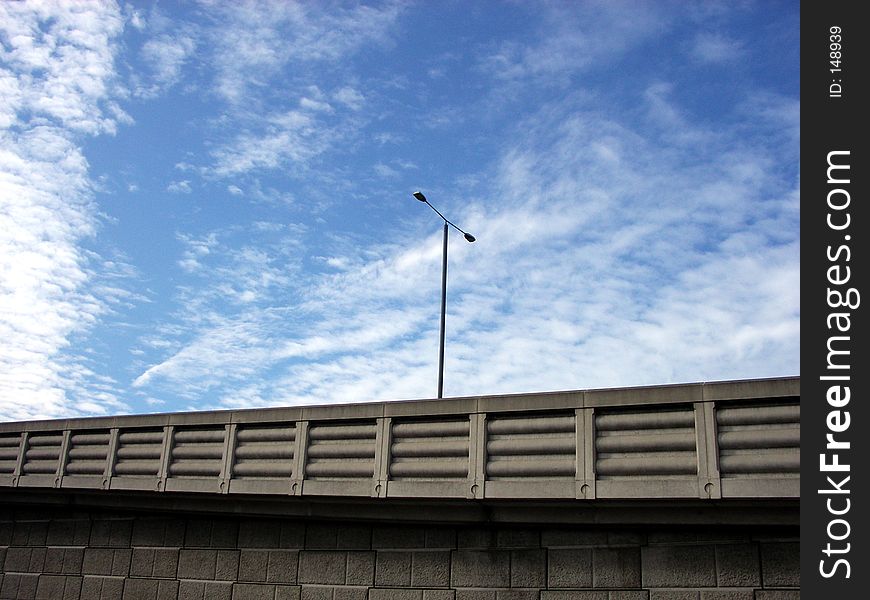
0,1,800,421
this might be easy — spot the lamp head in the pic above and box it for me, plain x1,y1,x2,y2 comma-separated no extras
463,233,476,243
412,191,428,202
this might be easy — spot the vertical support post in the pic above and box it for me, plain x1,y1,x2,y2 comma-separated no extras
437,222,448,399
373,417,392,498
103,428,120,490
575,408,596,499
468,413,486,499
694,402,721,499
55,430,72,488
291,421,309,496
157,425,174,492
12,431,29,487
220,423,237,494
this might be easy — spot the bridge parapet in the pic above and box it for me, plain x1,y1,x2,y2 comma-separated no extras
0,377,799,502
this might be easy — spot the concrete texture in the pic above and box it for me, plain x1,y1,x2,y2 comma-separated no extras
0,506,799,600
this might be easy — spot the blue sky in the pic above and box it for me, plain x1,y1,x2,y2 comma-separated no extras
0,1,799,421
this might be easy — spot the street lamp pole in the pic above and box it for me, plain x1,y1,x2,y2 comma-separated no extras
413,191,475,399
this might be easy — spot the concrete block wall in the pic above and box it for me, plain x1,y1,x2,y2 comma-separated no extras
0,508,799,600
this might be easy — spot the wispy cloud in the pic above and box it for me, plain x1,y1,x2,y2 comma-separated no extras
134,67,798,407
0,2,130,420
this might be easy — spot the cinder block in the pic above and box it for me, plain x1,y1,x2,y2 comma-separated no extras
698,592,753,600
300,551,347,585
455,590,495,600
216,550,241,581
753,592,800,600
301,584,334,600
131,549,155,577
607,531,646,547
541,529,607,548
178,580,204,600
715,545,759,587
760,543,799,587
276,585,303,600
132,520,164,547
376,551,412,586
110,520,133,548
425,528,456,550
541,592,608,600
90,521,112,547
370,588,425,600
497,529,540,548
280,522,306,549
63,548,85,575
98,576,125,600
212,520,240,549
0,573,20,600
81,576,104,599
593,547,640,588
112,549,133,576
339,527,372,550
121,577,158,600
63,575,83,600
457,529,496,549
184,520,214,548
497,591,538,600
641,545,716,587
83,548,115,575
239,521,281,549
35,574,65,600
411,551,450,587
548,548,592,588
153,549,179,579
608,593,649,600
47,521,75,546
233,583,277,600
43,549,64,576
157,580,179,600
510,549,546,587
205,581,234,600
373,526,426,549
28,547,46,572
306,524,340,549
346,552,375,585
0,522,13,545
178,549,217,580
334,586,368,600
267,550,299,584
5,547,32,572
451,550,511,588
239,550,269,582
424,589,456,600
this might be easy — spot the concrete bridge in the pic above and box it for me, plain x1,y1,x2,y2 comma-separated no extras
0,377,799,600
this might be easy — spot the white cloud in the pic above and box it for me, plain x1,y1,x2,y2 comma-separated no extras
691,32,744,64
0,2,130,420
134,80,798,407
167,179,192,194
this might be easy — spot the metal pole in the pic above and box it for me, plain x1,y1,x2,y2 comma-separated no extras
438,221,448,398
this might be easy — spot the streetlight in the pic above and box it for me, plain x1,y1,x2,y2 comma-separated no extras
412,191,476,399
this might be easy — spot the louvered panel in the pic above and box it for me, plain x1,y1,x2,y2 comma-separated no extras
233,424,295,479
169,427,225,478
595,407,697,479
21,432,63,475
114,429,163,477
389,419,469,480
0,433,20,475
717,403,800,476
306,422,376,480
65,431,110,476
486,414,575,480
